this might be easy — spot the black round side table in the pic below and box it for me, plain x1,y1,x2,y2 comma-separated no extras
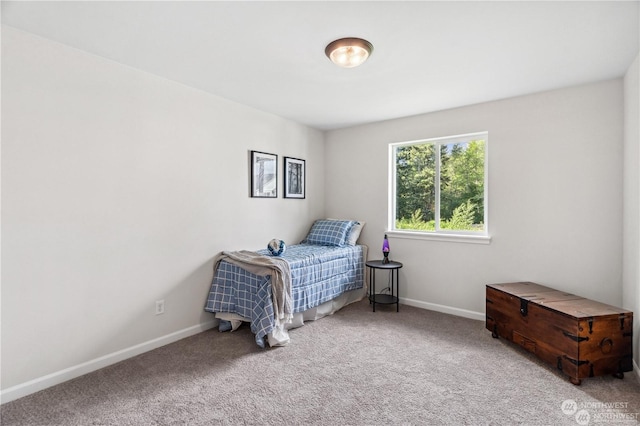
366,260,403,312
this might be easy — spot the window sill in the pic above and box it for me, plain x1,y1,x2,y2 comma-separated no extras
386,230,492,245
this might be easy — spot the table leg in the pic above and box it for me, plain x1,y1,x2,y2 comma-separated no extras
370,267,376,312
368,266,372,305
396,268,400,312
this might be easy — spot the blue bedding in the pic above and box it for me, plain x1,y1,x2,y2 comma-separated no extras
204,244,365,346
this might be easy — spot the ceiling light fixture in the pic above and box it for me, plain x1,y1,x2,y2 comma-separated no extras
325,37,373,68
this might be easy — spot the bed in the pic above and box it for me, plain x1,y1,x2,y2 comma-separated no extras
204,219,367,347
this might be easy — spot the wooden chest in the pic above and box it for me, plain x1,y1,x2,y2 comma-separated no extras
486,282,633,385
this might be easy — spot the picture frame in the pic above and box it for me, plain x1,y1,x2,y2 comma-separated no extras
284,157,305,199
250,151,277,198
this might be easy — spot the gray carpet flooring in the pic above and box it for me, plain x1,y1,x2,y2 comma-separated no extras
2,300,639,425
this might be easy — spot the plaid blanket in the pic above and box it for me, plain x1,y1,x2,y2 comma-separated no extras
212,250,293,327
206,245,365,346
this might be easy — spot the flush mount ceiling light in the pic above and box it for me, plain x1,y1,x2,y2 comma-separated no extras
325,37,373,68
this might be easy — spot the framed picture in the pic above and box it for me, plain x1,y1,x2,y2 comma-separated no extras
250,151,277,198
284,157,305,199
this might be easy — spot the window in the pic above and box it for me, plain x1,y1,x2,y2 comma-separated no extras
389,132,489,242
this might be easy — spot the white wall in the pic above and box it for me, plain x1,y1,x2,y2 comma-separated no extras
1,27,325,394
325,79,624,317
623,53,640,369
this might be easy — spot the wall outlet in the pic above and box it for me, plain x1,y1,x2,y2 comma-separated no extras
155,300,165,315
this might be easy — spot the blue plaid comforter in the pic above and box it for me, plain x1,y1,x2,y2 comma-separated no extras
204,244,364,346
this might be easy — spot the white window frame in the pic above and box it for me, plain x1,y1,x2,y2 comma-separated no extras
388,131,491,244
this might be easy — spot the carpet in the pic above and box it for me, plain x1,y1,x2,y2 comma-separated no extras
2,300,639,425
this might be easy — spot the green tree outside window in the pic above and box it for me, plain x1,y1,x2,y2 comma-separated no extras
393,134,486,233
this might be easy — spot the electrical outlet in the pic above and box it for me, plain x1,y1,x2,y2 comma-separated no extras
155,300,165,315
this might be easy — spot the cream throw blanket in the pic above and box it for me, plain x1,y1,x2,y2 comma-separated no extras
212,250,293,327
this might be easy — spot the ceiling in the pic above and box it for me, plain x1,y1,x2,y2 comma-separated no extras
2,1,639,131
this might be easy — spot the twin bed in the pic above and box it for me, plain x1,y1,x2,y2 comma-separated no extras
204,219,367,347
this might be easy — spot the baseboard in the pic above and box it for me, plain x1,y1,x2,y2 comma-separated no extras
0,320,217,405
400,297,485,321
633,359,640,383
